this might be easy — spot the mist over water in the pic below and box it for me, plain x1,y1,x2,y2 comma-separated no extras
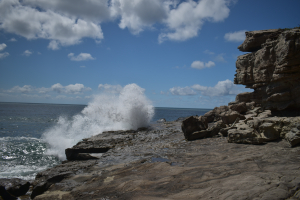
42,84,154,160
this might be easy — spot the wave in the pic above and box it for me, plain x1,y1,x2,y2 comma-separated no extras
42,84,154,160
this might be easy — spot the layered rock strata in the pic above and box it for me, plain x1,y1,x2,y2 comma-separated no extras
234,28,300,110
182,28,300,146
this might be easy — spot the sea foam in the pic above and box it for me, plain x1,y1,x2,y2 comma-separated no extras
42,84,154,160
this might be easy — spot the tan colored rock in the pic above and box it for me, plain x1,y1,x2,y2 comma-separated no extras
229,102,247,114
285,127,300,147
220,110,246,125
234,28,300,110
238,29,283,52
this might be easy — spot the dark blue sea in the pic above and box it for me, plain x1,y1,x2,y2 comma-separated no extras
0,102,211,180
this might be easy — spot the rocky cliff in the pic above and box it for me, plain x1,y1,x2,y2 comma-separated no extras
234,28,300,110
181,28,300,147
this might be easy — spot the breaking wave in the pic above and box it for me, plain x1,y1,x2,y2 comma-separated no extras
42,84,154,160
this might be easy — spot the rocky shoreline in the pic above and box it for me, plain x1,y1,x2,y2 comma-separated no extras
1,28,300,200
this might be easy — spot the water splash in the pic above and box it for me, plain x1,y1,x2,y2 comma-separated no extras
42,84,154,160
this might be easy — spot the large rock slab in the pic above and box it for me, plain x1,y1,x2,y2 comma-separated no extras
65,130,136,160
30,121,300,200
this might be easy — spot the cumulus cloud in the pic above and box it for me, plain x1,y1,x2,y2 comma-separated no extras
0,0,235,47
159,0,231,43
0,52,9,59
98,84,123,93
22,50,32,56
0,0,104,48
224,30,247,42
10,38,17,42
51,83,91,94
169,86,197,96
68,53,95,61
191,60,215,69
7,85,34,93
169,79,241,97
0,43,7,51
113,0,168,34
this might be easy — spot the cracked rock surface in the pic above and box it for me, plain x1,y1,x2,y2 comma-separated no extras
31,121,300,200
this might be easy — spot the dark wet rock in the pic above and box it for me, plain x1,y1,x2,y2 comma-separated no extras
0,178,30,198
65,130,136,160
181,116,208,140
0,185,17,200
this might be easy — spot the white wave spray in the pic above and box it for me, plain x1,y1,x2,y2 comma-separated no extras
42,84,154,160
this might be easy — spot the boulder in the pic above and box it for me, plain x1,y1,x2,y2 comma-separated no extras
285,127,300,147
258,122,280,141
182,116,208,140
0,178,30,198
229,102,248,114
227,128,264,144
220,110,246,125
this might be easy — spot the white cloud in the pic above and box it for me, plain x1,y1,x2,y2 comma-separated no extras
224,30,247,42
169,79,241,97
191,60,215,69
80,66,86,68
0,52,9,59
48,40,60,50
0,43,7,51
159,0,231,43
113,0,168,35
68,53,95,61
98,84,123,93
169,86,196,96
0,0,104,49
22,50,32,56
51,83,91,94
7,85,33,93
0,0,235,47
51,83,64,93
10,38,17,42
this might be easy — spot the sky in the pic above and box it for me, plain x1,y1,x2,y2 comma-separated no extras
0,0,299,109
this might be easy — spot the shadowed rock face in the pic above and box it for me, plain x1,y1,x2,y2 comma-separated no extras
234,28,300,110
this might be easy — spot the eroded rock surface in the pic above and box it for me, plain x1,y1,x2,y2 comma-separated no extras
234,28,300,110
31,121,300,200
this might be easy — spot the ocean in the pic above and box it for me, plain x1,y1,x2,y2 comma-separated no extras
0,102,211,180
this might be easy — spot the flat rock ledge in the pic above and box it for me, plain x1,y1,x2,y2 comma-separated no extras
28,118,300,200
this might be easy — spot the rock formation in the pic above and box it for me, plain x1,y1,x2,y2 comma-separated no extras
234,28,300,110
182,28,300,147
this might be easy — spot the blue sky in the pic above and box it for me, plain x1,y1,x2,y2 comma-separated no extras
0,0,299,108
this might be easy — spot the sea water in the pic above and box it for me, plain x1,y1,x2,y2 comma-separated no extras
0,84,211,180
